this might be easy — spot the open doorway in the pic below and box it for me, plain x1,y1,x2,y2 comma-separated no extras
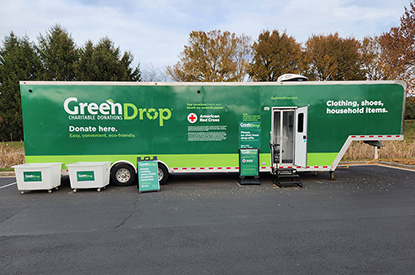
271,106,308,167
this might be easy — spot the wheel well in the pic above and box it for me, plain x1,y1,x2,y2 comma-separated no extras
111,161,136,173
110,160,169,173
110,160,170,185
157,160,169,171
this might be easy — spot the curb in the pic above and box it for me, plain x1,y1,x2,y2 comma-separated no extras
376,161,415,170
0,172,15,178
340,161,415,170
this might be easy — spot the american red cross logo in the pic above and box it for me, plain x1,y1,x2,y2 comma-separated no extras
187,113,197,123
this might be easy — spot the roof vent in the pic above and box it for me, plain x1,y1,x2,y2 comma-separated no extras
277,74,308,82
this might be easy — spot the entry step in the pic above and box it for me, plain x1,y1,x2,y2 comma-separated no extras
275,168,302,188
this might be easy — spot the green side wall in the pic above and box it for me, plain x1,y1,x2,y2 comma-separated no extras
20,82,405,169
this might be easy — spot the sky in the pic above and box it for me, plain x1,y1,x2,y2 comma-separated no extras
0,0,412,75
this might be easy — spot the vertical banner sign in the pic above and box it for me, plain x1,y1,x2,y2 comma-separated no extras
239,121,261,149
137,157,160,193
239,148,260,185
239,148,259,177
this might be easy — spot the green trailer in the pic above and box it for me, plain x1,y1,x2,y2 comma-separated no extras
19,80,406,185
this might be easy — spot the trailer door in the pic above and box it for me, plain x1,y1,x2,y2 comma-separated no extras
294,106,308,167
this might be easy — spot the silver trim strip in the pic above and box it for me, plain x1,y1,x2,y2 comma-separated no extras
20,80,407,88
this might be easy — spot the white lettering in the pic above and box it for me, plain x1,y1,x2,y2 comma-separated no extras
106,100,122,115
79,102,88,115
69,125,97,132
326,100,359,108
63,97,79,115
99,102,110,115
87,102,99,115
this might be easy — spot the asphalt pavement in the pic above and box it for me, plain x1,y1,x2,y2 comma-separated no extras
0,165,414,275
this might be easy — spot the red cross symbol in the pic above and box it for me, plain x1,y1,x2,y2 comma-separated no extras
187,113,197,123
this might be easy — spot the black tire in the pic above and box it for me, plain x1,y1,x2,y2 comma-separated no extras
111,164,136,186
158,163,169,185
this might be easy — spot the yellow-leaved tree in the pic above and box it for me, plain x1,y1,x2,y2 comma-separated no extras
303,33,365,81
379,1,415,95
166,30,251,82
249,30,303,81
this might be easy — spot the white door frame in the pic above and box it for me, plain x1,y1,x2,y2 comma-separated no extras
271,106,308,167
294,106,308,167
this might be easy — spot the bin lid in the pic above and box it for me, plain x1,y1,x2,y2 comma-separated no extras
12,162,63,168
66,162,111,167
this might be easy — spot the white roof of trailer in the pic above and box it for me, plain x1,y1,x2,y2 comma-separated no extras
20,80,406,90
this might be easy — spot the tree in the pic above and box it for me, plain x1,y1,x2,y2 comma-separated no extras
303,33,365,81
166,30,251,82
75,40,94,80
250,30,303,81
75,38,141,81
379,1,415,95
0,33,42,141
360,36,385,80
0,25,142,141
141,64,169,82
37,24,79,81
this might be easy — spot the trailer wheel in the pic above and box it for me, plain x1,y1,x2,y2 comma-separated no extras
158,163,169,185
111,164,136,186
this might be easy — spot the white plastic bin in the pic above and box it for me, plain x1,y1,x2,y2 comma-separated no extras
12,163,62,194
67,162,111,192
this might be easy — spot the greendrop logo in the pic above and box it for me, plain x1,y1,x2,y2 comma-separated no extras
63,97,172,126
140,162,157,167
240,122,260,128
78,174,93,179
24,174,41,180
23,172,42,182
77,171,95,181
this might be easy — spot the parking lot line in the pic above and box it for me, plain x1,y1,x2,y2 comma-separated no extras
0,182,17,190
